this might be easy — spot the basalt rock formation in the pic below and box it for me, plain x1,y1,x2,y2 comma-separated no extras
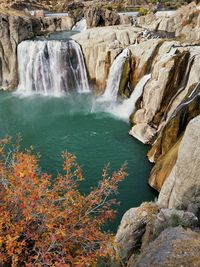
0,9,75,90
0,12,39,90
40,16,74,32
84,7,120,28
128,42,200,191
72,25,140,93
158,115,200,211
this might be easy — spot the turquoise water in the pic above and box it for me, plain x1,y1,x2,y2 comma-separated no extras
0,91,155,231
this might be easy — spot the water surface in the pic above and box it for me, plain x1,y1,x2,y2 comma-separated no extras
0,91,155,231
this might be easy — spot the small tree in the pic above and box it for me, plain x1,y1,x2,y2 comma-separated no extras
0,137,127,266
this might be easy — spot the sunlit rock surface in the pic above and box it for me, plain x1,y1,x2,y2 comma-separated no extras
72,25,140,92
158,115,200,210
0,13,36,90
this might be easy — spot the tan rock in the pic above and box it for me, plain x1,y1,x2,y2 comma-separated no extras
41,16,74,32
158,115,200,209
72,25,140,92
148,138,182,191
0,13,37,90
136,3,200,43
129,123,156,144
115,202,159,263
134,227,200,267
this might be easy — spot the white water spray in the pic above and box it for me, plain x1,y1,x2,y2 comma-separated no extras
108,74,151,120
101,48,130,102
73,18,87,32
17,40,90,96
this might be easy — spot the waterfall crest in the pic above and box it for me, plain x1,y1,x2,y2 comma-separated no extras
102,48,130,102
17,40,90,96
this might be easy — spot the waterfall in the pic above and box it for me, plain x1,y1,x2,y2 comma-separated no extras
102,48,130,102
108,74,151,120
72,18,87,32
17,40,90,96
170,81,200,121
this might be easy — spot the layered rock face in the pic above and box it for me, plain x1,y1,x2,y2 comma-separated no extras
158,115,200,210
127,41,200,191
0,13,38,90
72,25,140,92
72,20,200,192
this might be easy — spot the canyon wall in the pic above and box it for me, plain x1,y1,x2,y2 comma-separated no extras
114,115,200,267
72,25,139,93
0,10,75,90
0,12,37,90
158,115,200,211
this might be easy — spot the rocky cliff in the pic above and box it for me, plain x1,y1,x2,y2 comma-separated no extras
158,115,200,211
0,11,38,90
71,3,200,194
71,5,200,265
136,2,200,43
0,2,200,266
114,116,200,266
0,9,76,90
72,25,140,93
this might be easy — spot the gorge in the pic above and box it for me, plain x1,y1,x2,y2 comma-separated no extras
0,1,200,266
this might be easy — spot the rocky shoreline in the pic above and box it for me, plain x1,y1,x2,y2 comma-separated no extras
0,1,200,266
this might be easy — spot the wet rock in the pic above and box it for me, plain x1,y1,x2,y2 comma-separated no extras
148,82,200,190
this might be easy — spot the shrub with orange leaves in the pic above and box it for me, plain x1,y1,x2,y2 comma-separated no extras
0,137,127,267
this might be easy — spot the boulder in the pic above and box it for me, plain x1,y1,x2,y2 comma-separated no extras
84,7,120,28
133,227,200,267
114,202,159,263
153,209,198,239
40,16,74,32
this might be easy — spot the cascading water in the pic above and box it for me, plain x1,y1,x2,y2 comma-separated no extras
17,40,90,96
101,48,130,102
72,18,87,32
108,74,151,120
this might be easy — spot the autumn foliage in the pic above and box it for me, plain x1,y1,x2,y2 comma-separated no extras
0,137,127,266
